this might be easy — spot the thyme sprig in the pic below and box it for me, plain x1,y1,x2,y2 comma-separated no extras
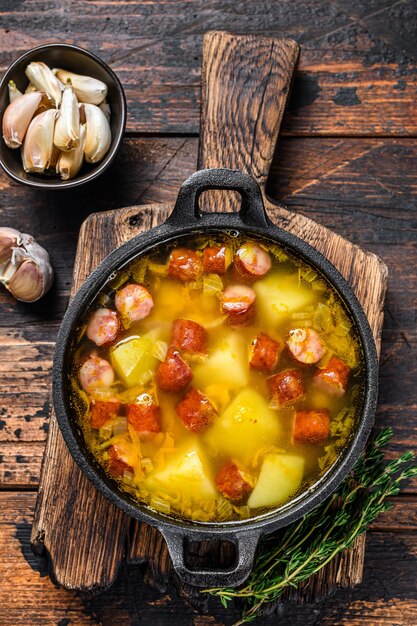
205,428,417,625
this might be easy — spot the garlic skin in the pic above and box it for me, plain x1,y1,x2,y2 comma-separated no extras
8,80,23,103
83,103,111,164
55,68,107,105
0,227,20,263
2,91,43,149
99,100,111,122
25,61,63,107
0,227,53,302
22,108,58,173
53,81,80,151
57,123,86,180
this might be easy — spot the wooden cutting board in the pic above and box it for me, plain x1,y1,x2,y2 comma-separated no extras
31,32,388,608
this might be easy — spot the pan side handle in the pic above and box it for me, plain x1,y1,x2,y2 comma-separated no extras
198,31,299,210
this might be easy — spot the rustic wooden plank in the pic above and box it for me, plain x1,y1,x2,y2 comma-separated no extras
0,1,416,135
2,491,417,626
31,45,389,598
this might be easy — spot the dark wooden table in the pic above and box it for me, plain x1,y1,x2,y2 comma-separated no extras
1,2,416,625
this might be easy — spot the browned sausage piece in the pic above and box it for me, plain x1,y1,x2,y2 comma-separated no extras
220,284,256,326
313,356,350,397
108,444,134,477
293,409,330,444
203,245,231,275
250,333,283,372
91,399,122,429
287,328,325,364
215,461,253,503
115,283,154,322
175,388,216,432
156,348,193,392
267,369,305,405
171,319,208,354
168,248,202,282
126,397,161,434
234,242,271,280
86,308,120,346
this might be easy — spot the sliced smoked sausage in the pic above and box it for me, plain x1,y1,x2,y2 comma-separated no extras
126,397,161,434
267,369,305,405
287,328,325,364
234,242,271,280
250,333,282,372
156,348,193,392
91,399,122,429
86,307,120,346
175,388,216,432
79,355,114,394
171,319,208,354
220,284,256,326
203,245,231,275
168,248,202,282
293,409,330,444
313,356,350,397
215,461,253,503
115,283,154,322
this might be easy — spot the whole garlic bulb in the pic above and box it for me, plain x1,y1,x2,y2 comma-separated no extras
0,227,53,302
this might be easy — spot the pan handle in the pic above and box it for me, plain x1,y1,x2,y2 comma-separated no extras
159,526,260,588
166,167,271,229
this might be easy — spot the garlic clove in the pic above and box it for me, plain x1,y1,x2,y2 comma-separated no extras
0,228,53,302
83,103,112,164
0,227,20,263
55,68,107,105
49,144,61,170
34,92,55,116
57,123,86,180
25,61,63,107
8,80,23,103
2,91,43,149
99,99,111,122
22,108,58,173
53,80,80,151
25,82,38,94
8,260,45,302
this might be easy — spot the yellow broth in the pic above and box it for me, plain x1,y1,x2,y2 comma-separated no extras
69,234,364,522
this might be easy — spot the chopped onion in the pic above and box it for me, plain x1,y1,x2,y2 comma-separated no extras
139,368,154,385
148,262,168,276
112,416,127,435
150,496,171,515
203,273,224,296
99,424,113,441
152,340,168,361
123,470,134,484
140,457,154,473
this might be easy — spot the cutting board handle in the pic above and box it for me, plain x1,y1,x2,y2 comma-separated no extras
198,31,299,208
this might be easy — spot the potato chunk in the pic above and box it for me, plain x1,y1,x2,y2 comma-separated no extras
248,453,305,509
204,388,281,464
111,332,158,387
145,441,217,502
254,273,316,328
193,331,249,391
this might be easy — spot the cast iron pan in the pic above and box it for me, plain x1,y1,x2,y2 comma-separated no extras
53,168,378,587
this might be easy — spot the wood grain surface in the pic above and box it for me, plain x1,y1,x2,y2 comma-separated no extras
1,0,416,136
30,28,388,610
0,2,417,624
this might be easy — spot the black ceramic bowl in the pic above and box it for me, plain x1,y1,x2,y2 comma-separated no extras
54,168,379,588
0,43,126,189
